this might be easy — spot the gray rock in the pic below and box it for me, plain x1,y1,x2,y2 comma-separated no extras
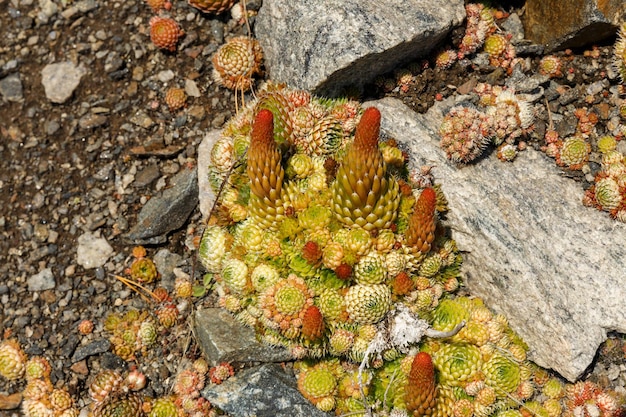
256,0,465,96
193,308,292,366
78,113,108,130
367,97,626,381
76,231,114,269
71,339,111,362
0,73,24,102
202,363,330,417
41,61,86,104
153,249,183,290
197,129,221,218
522,0,623,52
126,166,198,244
28,268,55,292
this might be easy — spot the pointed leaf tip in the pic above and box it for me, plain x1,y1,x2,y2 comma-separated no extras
355,107,381,148
251,109,275,145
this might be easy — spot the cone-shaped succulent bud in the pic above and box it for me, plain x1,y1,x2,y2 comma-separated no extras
405,187,437,255
187,0,235,13
405,352,437,417
345,283,391,324
331,107,400,231
247,109,286,229
301,305,325,342
0,339,27,381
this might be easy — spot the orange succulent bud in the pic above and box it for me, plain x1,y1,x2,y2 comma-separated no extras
405,187,437,254
405,352,437,416
149,16,184,52
301,305,325,342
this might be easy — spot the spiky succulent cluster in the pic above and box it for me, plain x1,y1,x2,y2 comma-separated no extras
103,309,158,361
458,3,497,59
149,16,184,52
212,36,263,92
22,356,79,417
165,87,187,112
199,82,459,354
439,84,534,163
613,23,626,83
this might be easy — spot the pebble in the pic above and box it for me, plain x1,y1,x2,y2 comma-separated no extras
0,73,24,102
79,114,108,130
187,104,205,120
185,78,201,97
41,61,86,104
129,111,155,129
71,339,111,363
27,268,56,292
158,69,175,82
76,232,114,269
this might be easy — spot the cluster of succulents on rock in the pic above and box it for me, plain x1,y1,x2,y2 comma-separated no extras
439,83,535,163
192,83,626,416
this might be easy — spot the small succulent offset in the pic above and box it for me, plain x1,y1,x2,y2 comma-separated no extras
212,36,263,92
439,84,534,164
149,16,184,52
613,22,626,83
187,0,235,14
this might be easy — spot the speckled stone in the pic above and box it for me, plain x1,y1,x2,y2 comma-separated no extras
256,0,465,96
368,97,626,382
201,364,329,417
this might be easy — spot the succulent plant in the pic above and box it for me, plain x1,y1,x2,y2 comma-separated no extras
149,16,184,52
187,0,235,14
613,23,626,83
212,36,263,92
439,105,492,163
164,87,187,112
93,393,143,417
539,55,563,78
556,135,591,170
0,339,27,380
405,352,437,416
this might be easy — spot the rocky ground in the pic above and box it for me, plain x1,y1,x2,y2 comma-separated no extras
1,0,626,416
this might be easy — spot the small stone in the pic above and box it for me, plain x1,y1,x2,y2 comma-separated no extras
70,360,89,376
79,114,108,130
41,61,87,104
132,66,144,81
184,78,201,97
129,111,155,129
28,268,56,292
187,104,205,120
76,231,114,269
157,69,175,82
71,339,111,362
45,119,60,135
0,73,24,102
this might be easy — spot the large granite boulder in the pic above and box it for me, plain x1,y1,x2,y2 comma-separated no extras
368,97,626,381
255,0,465,96
522,0,625,52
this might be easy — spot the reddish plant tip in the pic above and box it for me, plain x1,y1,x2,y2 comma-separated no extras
302,241,322,265
251,109,275,146
335,263,353,280
418,187,437,208
410,351,435,381
301,305,325,341
354,107,381,150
